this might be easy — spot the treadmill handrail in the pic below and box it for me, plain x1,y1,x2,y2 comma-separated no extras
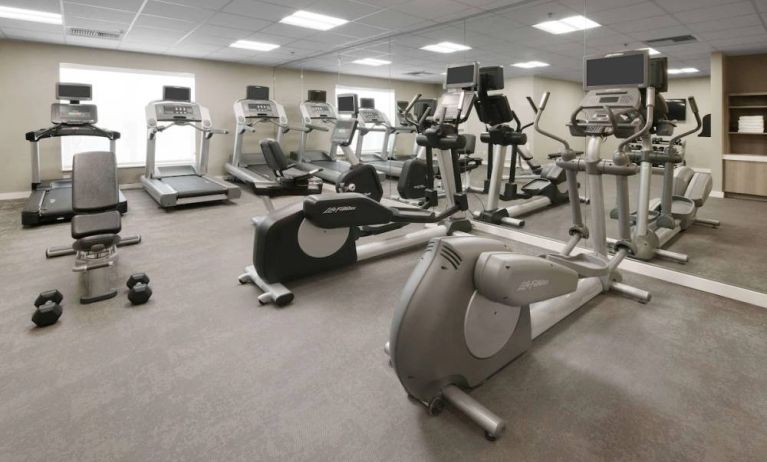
26,123,121,142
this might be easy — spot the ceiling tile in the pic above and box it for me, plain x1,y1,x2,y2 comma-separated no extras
142,1,213,22
223,0,294,21
206,12,271,31
673,1,757,24
63,3,136,24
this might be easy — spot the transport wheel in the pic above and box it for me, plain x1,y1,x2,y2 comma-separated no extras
427,397,445,416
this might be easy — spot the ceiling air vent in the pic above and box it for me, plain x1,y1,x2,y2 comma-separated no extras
67,27,123,40
644,35,697,47
403,71,435,76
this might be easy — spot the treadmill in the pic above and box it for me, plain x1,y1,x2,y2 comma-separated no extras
22,82,127,227
355,96,421,178
142,86,241,208
225,85,293,186
291,91,361,184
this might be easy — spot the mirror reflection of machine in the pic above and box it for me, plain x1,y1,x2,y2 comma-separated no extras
226,85,294,186
22,82,127,227
290,91,363,184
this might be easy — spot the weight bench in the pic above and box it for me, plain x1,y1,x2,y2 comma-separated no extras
48,151,141,303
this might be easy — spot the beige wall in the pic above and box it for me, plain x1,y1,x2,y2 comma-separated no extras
0,39,440,194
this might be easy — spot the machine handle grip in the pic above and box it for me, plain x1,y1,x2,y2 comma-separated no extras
526,96,538,114
404,93,421,114
688,97,699,115
538,92,550,111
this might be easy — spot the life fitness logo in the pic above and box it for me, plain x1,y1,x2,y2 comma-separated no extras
517,279,549,291
323,206,357,214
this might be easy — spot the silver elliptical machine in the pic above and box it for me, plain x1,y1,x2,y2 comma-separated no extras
386,52,657,441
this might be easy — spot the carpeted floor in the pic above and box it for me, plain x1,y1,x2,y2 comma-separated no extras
457,166,767,292
1,186,767,462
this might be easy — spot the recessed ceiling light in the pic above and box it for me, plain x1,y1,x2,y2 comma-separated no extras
668,67,699,75
279,10,348,31
533,15,600,35
0,5,62,24
639,47,660,56
512,61,550,69
353,58,391,66
420,42,471,53
230,40,280,51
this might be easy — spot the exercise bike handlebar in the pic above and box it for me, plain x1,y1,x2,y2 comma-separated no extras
403,93,421,115
534,91,571,150
526,96,539,114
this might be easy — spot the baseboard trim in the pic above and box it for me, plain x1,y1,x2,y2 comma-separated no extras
709,190,724,198
471,221,767,309
0,191,29,200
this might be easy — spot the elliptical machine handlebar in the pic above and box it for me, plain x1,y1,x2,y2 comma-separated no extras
618,86,656,153
666,96,702,155
534,92,572,152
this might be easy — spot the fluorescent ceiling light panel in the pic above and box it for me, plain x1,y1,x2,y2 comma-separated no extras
512,61,549,69
353,58,391,66
420,42,471,53
279,10,348,31
533,15,600,34
230,40,280,51
0,6,62,24
639,47,660,55
668,67,699,74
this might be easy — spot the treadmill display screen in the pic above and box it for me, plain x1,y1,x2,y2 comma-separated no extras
360,98,375,109
246,85,269,100
57,83,92,101
585,53,648,90
308,90,326,103
337,94,358,114
445,63,478,89
164,86,192,102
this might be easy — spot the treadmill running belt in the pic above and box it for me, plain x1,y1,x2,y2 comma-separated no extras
162,175,227,198
39,187,72,217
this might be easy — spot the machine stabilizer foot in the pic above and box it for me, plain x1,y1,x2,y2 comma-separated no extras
442,385,506,440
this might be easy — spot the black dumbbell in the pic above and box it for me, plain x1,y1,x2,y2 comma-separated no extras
33,290,63,327
126,273,152,305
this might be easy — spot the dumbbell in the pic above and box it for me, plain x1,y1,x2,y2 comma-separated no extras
32,290,63,327
126,273,152,305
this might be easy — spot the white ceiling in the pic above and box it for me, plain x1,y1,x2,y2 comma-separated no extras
0,0,766,83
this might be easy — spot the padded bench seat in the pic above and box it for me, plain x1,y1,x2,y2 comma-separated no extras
72,210,121,239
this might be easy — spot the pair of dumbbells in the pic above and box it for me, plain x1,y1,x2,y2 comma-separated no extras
31,273,153,328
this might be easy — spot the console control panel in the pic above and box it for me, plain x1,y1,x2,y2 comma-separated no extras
51,103,98,125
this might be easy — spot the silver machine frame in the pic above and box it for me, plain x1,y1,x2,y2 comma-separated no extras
141,98,240,207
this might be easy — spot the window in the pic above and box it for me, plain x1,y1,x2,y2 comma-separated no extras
59,63,196,169
335,85,395,153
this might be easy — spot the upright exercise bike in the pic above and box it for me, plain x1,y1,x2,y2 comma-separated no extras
386,52,656,441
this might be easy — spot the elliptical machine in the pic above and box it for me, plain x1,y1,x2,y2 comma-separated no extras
386,53,656,441
472,66,570,227
605,65,720,263
237,64,479,306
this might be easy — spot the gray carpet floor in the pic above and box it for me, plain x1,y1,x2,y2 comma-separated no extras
453,166,767,293
1,187,767,462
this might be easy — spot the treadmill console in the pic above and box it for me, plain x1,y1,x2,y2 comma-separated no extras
331,119,357,145
235,99,287,125
358,108,386,124
433,91,475,123
51,103,98,125
300,102,336,124
153,102,202,122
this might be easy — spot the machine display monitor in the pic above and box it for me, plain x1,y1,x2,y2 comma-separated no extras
337,94,358,114
57,83,92,101
163,86,192,102
413,99,436,120
246,85,269,100
666,99,687,121
584,52,648,90
479,66,504,91
308,90,326,103
445,63,478,89
360,98,375,109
